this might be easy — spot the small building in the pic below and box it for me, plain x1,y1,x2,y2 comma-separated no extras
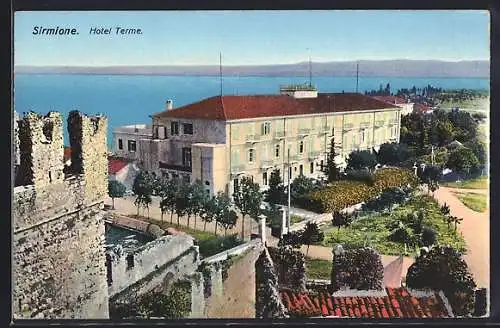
112,124,153,161
413,103,433,115
108,156,140,191
373,96,414,116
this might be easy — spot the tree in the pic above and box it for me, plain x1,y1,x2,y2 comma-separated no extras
377,142,410,166
108,180,126,209
301,222,324,257
265,169,286,205
213,191,235,236
191,182,208,229
406,246,476,316
219,210,238,236
278,232,303,249
289,174,318,204
326,136,341,182
174,184,189,227
233,176,263,240
157,178,178,223
132,171,155,218
464,139,487,167
331,211,352,241
418,165,442,197
446,147,480,176
200,196,217,232
346,150,377,172
436,120,455,146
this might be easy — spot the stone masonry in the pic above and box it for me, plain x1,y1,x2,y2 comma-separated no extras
12,111,110,319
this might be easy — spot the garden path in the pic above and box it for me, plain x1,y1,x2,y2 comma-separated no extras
433,186,489,288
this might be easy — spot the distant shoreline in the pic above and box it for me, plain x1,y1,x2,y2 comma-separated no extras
14,72,490,80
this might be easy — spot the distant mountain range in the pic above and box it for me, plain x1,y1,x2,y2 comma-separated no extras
15,60,489,78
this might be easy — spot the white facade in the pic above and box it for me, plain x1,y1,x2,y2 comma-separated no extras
112,124,153,160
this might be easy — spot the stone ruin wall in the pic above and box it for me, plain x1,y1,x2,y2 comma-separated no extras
12,111,109,319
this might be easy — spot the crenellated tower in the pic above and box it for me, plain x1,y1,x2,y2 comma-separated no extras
13,110,110,320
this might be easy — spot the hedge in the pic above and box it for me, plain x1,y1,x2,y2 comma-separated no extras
298,168,419,213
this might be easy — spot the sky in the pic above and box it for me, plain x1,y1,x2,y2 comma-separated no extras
14,10,490,66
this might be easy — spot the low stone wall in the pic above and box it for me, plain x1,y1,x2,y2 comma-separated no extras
105,213,165,238
108,234,198,298
202,239,261,264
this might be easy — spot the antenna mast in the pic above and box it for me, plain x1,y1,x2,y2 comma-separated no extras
308,51,312,87
219,52,223,96
356,61,359,93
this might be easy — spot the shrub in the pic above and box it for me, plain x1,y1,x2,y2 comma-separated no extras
197,235,243,258
421,226,438,247
278,232,303,249
344,169,376,185
307,168,419,213
406,246,476,316
290,174,319,203
362,187,409,212
268,246,307,291
331,246,384,291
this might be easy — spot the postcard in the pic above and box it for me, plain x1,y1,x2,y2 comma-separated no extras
12,10,490,320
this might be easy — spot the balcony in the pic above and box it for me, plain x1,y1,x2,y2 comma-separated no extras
159,161,192,173
231,164,246,174
360,122,371,128
298,128,311,136
274,131,286,139
343,123,354,130
287,154,301,163
260,159,275,169
388,119,399,125
375,120,385,127
245,134,261,143
308,151,321,159
319,125,330,134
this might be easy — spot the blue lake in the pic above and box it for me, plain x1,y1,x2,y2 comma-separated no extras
13,74,489,148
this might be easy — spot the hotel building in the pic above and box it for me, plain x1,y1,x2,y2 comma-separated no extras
117,86,402,197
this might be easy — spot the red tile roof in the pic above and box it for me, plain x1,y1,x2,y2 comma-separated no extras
153,93,398,121
373,96,408,105
108,158,129,175
280,288,451,318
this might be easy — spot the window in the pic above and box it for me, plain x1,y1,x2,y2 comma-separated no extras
171,122,179,135
262,122,271,135
299,141,304,154
360,129,365,143
205,180,210,186
154,126,159,139
126,254,134,270
182,147,192,168
263,172,268,186
183,123,193,135
288,167,292,179
118,139,123,150
310,162,314,174
320,160,324,170
299,165,303,176
163,126,168,139
275,144,280,158
248,149,255,163
128,140,137,152
106,254,113,286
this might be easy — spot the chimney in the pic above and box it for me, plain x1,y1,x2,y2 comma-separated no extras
165,99,173,111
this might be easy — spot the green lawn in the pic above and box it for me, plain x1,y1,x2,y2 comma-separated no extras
320,195,466,256
441,176,488,190
305,258,332,280
453,192,487,213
